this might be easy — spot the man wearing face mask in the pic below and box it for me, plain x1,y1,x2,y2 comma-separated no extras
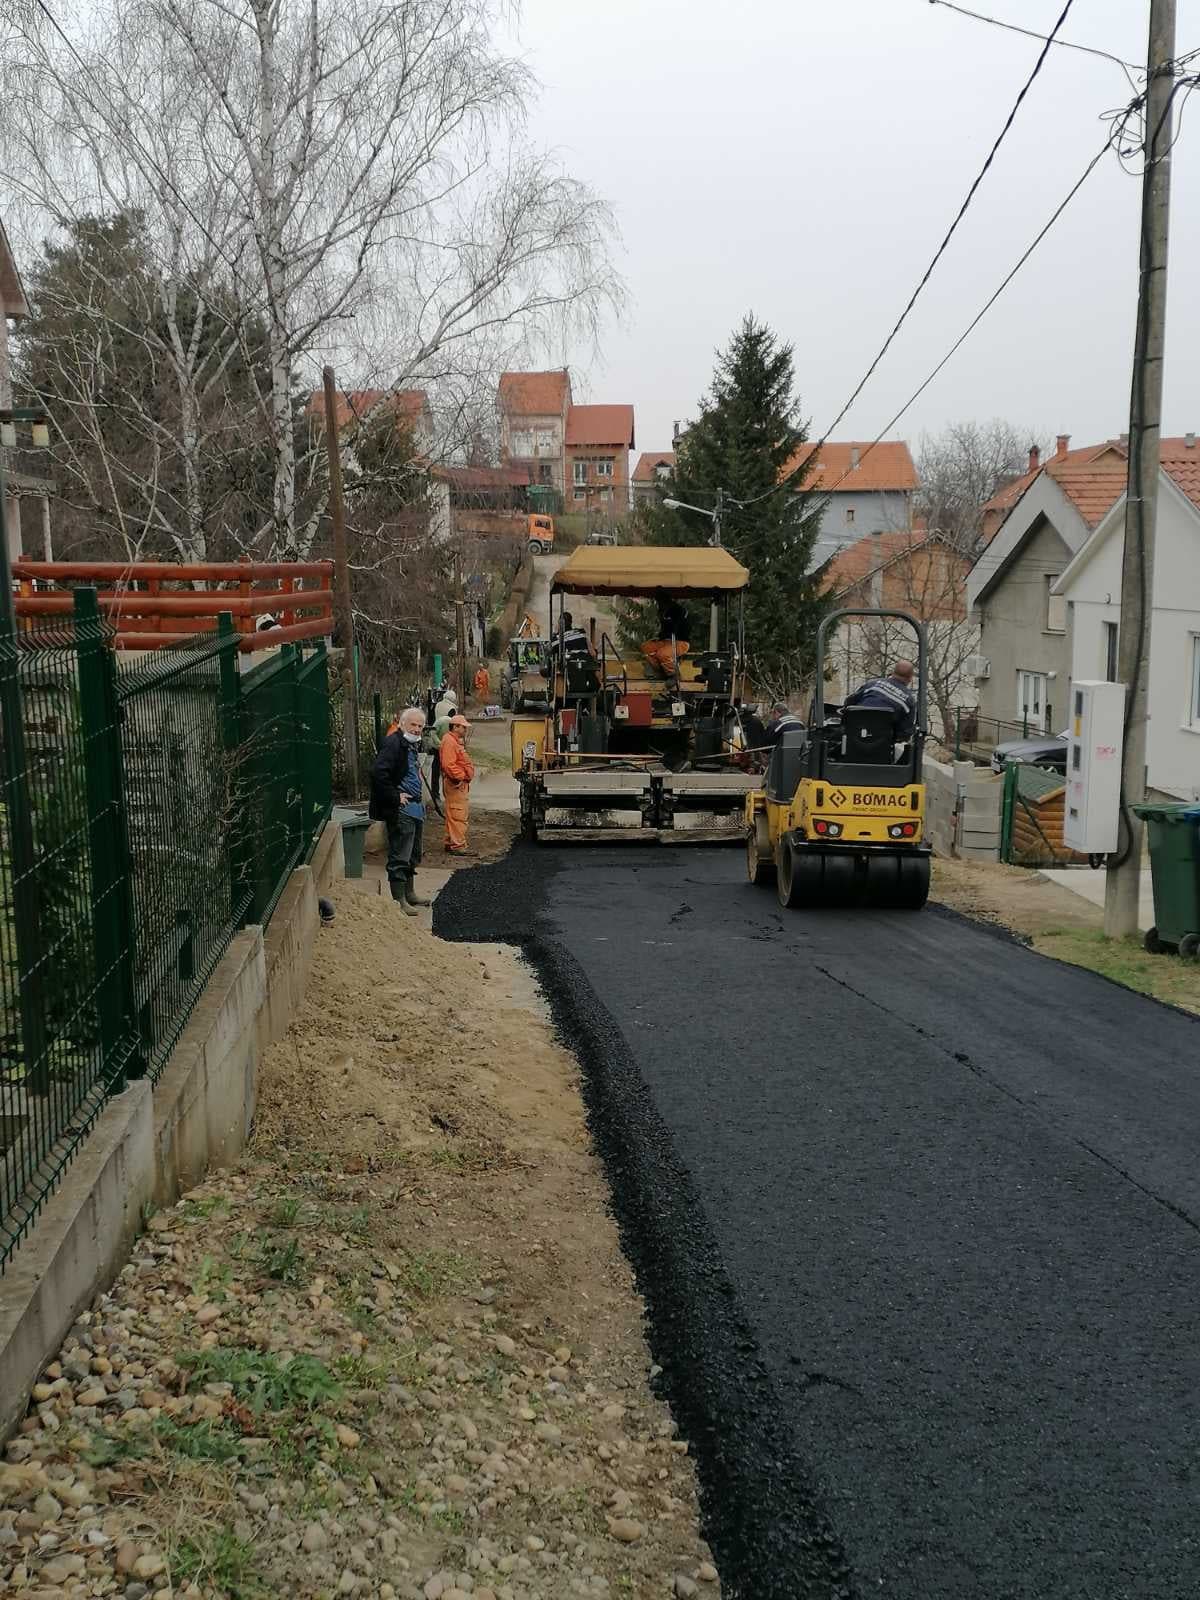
369,706,430,915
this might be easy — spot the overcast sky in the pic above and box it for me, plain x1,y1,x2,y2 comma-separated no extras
502,0,1200,458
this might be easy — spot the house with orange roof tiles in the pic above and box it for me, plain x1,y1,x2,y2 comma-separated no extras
565,404,635,514
781,439,919,571
497,369,573,497
967,432,1200,798
631,450,675,507
1051,439,1200,802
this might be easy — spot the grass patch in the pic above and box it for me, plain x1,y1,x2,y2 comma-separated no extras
180,1195,231,1221
257,1235,306,1285
268,1195,301,1227
1035,927,1200,1014
398,1247,469,1301
180,1347,341,1414
173,1531,264,1598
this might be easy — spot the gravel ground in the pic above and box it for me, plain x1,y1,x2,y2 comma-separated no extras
1,887,717,1600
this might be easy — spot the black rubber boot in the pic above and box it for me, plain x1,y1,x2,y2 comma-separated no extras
405,877,431,908
390,880,418,916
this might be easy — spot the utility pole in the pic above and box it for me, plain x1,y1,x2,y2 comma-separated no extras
709,487,725,651
1105,0,1176,938
322,366,361,800
453,546,467,707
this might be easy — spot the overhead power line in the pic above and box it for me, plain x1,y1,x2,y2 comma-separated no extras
818,0,1077,447
927,0,1142,79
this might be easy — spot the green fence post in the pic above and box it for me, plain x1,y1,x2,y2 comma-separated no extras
216,613,248,924
955,706,962,760
0,490,49,1094
373,691,383,752
74,588,144,1087
999,760,1018,865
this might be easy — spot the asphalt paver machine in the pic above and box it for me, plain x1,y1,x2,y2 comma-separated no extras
746,608,932,909
511,546,757,841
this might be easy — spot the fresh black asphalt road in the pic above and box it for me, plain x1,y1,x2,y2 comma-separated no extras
436,845,1200,1600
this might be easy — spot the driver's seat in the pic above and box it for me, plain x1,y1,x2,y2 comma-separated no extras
840,706,896,764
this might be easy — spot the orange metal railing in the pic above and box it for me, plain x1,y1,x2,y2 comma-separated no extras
12,560,335,652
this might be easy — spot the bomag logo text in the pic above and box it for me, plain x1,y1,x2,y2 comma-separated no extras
853,791,909,808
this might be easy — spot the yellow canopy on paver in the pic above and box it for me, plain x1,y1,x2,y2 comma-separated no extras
550,545,749,597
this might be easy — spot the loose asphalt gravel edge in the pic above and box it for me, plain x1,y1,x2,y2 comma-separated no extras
435,845,854,1600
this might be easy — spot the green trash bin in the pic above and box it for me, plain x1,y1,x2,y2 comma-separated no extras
340,815,371,879
1131,803,1200,958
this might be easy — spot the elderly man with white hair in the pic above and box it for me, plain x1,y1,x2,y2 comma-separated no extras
368,705,430,915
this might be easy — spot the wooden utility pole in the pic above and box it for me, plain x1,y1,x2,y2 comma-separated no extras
1105,0,1176,937
322,366,361,799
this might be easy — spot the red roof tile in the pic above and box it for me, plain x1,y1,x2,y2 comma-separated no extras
498,370,571,416
632,451,675,483
783,440,918,494
982,437,1200,538
305,388,428,431
565,405,635,448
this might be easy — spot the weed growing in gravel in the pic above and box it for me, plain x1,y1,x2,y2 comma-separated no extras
190,1256,232,1299
268,1195,301,1227
173,1531,263,1598
399,1248,469,1300
181,1195,230,1221
258,1235,306,1284
157,1417,245,1464
333,1352,391,1390
180,1348,341,1414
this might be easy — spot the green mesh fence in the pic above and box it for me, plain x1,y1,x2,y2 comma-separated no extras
0,599,332,1273
116,631,243,1080
0,613,137,1265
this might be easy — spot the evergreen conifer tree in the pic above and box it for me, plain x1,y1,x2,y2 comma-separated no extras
639,315,827,691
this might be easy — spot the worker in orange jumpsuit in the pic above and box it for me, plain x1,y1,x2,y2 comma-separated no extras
439,713,476,855
640,591,691,676
473,663,490,704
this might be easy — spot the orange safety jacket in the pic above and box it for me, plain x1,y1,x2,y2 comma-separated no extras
439,731,475,785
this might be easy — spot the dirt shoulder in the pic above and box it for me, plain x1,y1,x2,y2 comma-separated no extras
2,887,718,1600
932,856,1200,1016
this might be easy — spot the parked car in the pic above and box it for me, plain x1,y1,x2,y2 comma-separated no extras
991,729,1068,774
501,638,550,712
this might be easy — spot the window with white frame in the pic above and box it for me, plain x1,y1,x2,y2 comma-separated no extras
511,430,533,457
595,458,613,478
1045,575,1066,633
1190,634,1200,727
573,488,586,502
1102,621,1119,683
573,460,587,485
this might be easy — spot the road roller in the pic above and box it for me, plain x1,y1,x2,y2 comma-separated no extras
745,608,931,910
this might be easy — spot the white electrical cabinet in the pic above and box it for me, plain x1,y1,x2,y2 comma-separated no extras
1064,680,1126,854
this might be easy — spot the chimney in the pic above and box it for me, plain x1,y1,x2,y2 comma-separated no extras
1028,445,1040,474
850,445,861,470
1186,432,1197,449
1056,433,1070,460
1119,431,1129,446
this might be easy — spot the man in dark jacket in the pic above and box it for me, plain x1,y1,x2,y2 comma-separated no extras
844,659,917,740
369,706,429,915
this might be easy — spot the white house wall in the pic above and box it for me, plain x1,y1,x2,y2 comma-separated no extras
1062,483,1200,801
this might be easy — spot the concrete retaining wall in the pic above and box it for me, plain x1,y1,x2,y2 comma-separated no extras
0,821,337,1441
926,753,1003,861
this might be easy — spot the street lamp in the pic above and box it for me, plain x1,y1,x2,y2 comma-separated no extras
662,489,729,651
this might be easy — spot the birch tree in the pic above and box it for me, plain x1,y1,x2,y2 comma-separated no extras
4,0,620,560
